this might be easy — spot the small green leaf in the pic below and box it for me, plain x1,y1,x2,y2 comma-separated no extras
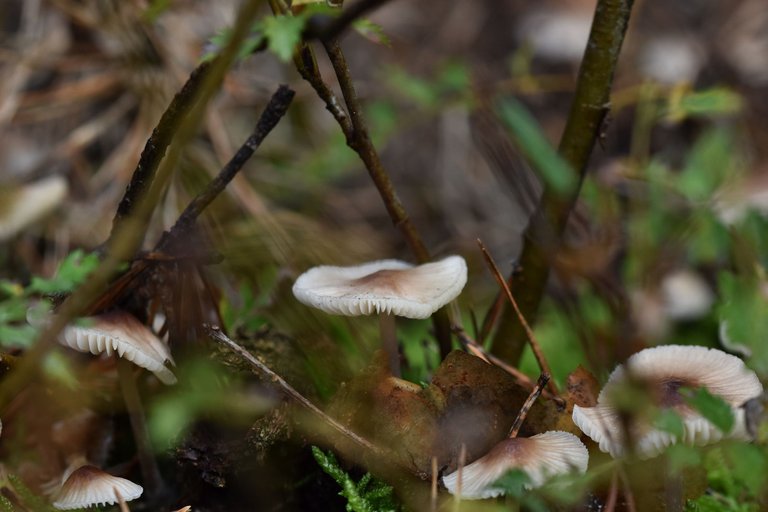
496,98,576,195
491,469,531,498
684,387,734,434
655,409,685,440
28,249,99,294
667,87,743,122
676,128,732,201
353,19,390,47
262,15,306,62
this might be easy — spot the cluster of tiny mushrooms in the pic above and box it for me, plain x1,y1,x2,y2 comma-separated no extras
21,254,766,506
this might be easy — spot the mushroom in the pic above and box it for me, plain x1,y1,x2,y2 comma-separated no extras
51,461,143,510
56,310,176,384
572,345,763,458
442,431,588,499
292,255,467,373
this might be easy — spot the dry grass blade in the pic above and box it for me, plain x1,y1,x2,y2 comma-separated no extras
477,238,560,397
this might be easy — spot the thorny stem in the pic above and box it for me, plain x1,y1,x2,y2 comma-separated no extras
508,373,549,438
321,39,453,357
478,239,560,397
490,0,635,364
206,325,381,455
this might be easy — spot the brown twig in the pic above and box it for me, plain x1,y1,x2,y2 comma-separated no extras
490,0,635,364
477,239,560,397
157,85,295,253
605,469,619,512
508,373,549,438
320,38,453,357
206,325,381,454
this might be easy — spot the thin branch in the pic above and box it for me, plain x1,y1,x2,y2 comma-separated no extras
490,0,635,364
157,85,295,253
323,39,430,262
508,373,549,438
320,38,453,357
205,325,381,455
477,239,559,397
107,62,211,247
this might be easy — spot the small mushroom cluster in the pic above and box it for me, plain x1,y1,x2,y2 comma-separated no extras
38,309,177,385
292,258,765,501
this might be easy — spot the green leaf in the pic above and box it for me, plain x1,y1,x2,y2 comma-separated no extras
655,409,685,440
496,98,576,195
491,469,531,498
353,19,390,47
684,387,735,434
717,271,768,376
312,446,399,512
676,128,732,201
667,87,743,122
262,15,307,62
28,249,99,294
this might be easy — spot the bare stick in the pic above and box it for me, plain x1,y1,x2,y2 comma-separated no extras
508,373,549,438
490,0,636,364
157,85,295,253
605,469,619,512
321,38,453,357
477,239,559,397
205,325,381,454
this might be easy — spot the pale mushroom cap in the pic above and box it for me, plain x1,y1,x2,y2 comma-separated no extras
0,176,68,241
52,464,143,510
442,431,588,500
573,345,763,458
58,310,176,384
292,255,467,319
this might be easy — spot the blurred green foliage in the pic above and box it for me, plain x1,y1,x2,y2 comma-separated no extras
311,446,400,512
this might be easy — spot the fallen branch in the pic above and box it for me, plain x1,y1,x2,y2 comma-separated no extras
508,373,549,438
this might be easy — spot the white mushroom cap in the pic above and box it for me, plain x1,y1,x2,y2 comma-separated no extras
52,464,143,510
442,431,588,500
57,310,176,384
572,345,763,458
0,176,68,241
292,256,467,319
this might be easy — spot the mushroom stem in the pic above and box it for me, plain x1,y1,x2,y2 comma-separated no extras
477,239,560,397
508,373,550,438
116,359,165,499
379,314,400,377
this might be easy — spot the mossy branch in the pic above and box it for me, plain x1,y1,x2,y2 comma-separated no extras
490,0,635,364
